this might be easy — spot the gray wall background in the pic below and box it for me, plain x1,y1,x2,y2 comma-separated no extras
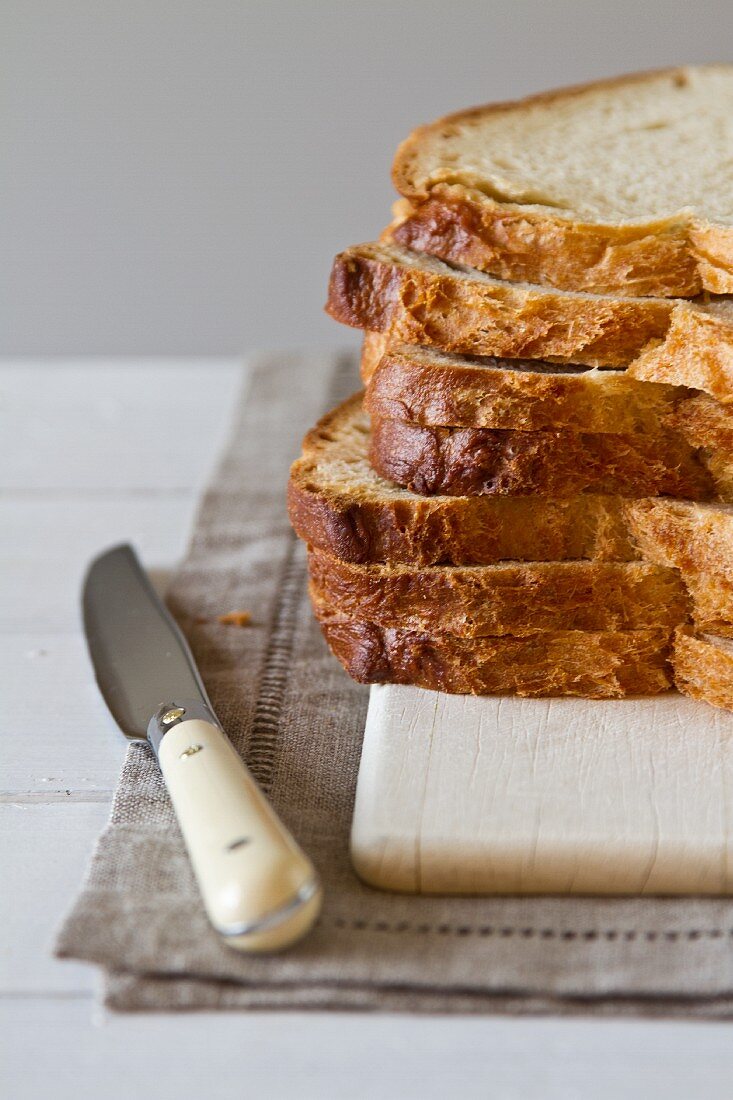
1,0,729,355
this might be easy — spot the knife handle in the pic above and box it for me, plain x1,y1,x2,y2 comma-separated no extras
157,718,322,952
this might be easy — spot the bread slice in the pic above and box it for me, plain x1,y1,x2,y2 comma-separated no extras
327,240,733,400
287,394,640,564
625,500,733,636
369,415,725,500
363,336,733,469
364,340,689,434
308,550,687,637
673,628,733,711
314,597,673,698
328,239,672,367
391,67,733,297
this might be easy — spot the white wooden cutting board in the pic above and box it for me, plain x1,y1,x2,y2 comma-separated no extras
350,687,733,895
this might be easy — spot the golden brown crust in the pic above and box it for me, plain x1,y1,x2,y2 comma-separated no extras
364,321,733,410
392,190,701,297
364,342,689,434
625,499,733,573
288,476,639,565
369,415,721,500
690,223,733,294
624,500,733,636
314,601,673,698
361,330,390,381
287,394,640,564
326,242,674,368
308,551,688,636
391,69,733,296
672,392,733,453
683,576,733,639
328,242,733,400
628,306,733,404
672,627,733,711
667,393,733,500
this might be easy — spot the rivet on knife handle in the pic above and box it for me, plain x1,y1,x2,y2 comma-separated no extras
151,702,322,952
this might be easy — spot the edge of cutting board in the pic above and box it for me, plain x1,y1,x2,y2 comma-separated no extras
350,685,733,896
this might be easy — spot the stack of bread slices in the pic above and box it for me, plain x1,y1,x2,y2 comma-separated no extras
288,66,733,709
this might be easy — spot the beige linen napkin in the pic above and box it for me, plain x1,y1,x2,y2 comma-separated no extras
56,350,733,1015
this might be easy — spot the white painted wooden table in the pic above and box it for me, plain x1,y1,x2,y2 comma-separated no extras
2,358,733,1100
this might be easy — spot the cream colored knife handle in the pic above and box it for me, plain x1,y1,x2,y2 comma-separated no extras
157,718,322,952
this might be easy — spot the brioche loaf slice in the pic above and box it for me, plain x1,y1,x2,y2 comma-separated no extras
287,394,639,564
327,241,733,400
364,342,733,478
308,550,687,637
673,629,733,711
313,597,673,698
370,415,725,500
363,340,689,434
328,240,672,367
391,66,733,297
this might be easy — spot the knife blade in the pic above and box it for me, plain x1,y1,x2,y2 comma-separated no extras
82,544,322,952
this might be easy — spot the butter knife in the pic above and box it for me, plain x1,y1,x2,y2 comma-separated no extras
82,544,322,952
